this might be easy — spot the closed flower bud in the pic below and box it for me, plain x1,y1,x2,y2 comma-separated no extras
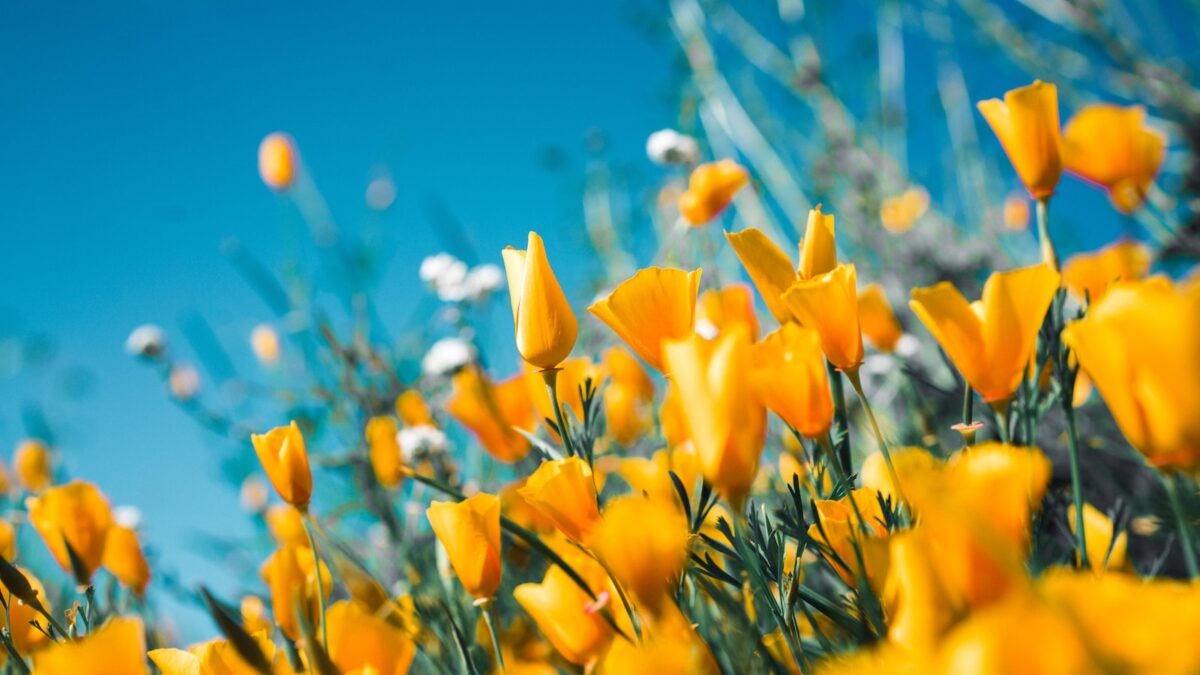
251,421,313,512
426,493,502,599
365,415,405,490
502,231,578,370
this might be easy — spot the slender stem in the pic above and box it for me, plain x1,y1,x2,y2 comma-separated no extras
479,600,505,673
1062,397,1090,570
959,380,977,446
33,605,68,642
827,361,853,476
542,369,576,457
992,402,1011,444
1036,198,1059,271
302,515,329,651
1163,472,1199,578
844,369,905,504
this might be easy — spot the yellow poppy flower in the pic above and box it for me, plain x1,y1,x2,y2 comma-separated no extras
514,565,613,666
977,80,1063,199
695,284,759,341
250,421,313,512
260,544,331,641
258,132,297,191
33,616,148,675
1062,239,1150,304
326,599,417,675
1062,278,1200,469
617,445,699,509
1063,103,1166,213
265,504,308,547
426,493,502,599
250,324,281,366
879,187,930,234
678,159,748,225
395,389,434,427
750,323,833,439
783,263,864,372
725,206,837,324
149,631,280,675
883,530,959,652
909,263,1060,405
1,566,50,653
519,458,601,543
598,601,720,674
589,267,702,373
14,439,52,492
592,495,689,614
857,283,904,353
1067,502,1127,573
502,231,578,370
860,447,940,504
241,595,273,635
1003,194,1031,231
662,326,766,508
366,415,404,489
26,480,113,582
0,520,14,561
101,525,151,596
807,488,892,593
445,367,536,463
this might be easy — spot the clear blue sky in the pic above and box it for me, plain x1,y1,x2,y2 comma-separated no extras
0,0,674,638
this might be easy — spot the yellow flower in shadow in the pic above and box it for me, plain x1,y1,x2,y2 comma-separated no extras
445,367,536,463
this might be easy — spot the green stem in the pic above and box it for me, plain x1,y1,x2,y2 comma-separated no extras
827,361,852,475
1062,398,1090,570
844,369,905,504
1036,198,1058,271
959,380,977,446
479,601,505,673
542,369,577,457
302,515,329,652
992,402,1011,444
1163,473,1199,578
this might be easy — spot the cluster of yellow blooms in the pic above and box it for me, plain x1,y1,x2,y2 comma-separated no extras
0,78,1196,674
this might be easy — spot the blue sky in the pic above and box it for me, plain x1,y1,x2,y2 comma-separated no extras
0,0,675,637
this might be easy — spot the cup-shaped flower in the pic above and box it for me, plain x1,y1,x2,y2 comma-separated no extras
33,616,148,675
395,390,434,426
326,599,417,675
514,565,613,665
251,421,312,512
977,80,1063,199
446,367,536,463
783,263,865,372
102,525,151,596
861,447,940,504
662,326,765,507
807,488,892,593
425,493,502,599
26,480,113,583
1062,239,1150,305
589,267,702,373
1062,278,1200,469
260,544,332,641
725,206,837,324
365,415,404,490
750,323,833,439
678,159,748,225
909,263,1060,405
695,284,759,341
502,231,578,370
1063,104,1166,213
258,132,297,191
592,495,689,614
519,457,601,542
857,283,904,353
14,439,52,492
599,601,721,674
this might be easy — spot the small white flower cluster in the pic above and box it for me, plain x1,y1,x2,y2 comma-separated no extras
419,253,503,303
113,505,143,530
646,128,700,165
421,337,475,376
398,425,447,460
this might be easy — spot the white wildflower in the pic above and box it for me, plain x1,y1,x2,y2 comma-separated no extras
422,337,474,376
646,129,700,165
113,506,143,530
125,324,166,358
